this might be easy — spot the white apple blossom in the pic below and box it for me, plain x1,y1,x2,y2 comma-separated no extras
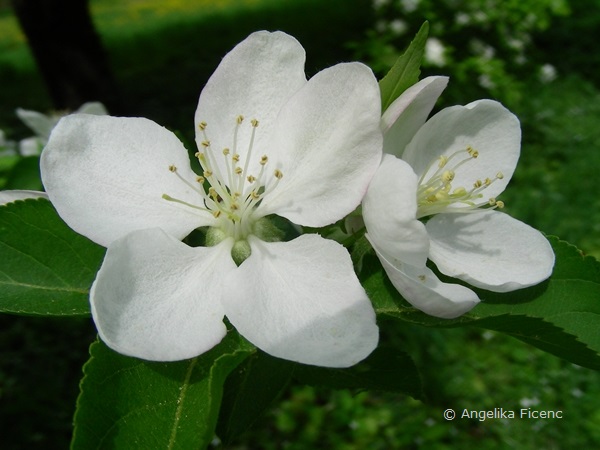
363,76,554,318
40,31,381,367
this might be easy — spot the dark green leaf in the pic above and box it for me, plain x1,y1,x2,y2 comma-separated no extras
293,346,423,400
3,156,43,190
72,332,254,450
0,198,104,316
363,237,600,370
379,21,429,112
217,350,294,443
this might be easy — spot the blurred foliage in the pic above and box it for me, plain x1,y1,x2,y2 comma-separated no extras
352,0,570,105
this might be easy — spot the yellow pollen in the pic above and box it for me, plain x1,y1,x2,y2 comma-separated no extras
438,155,448,168
223,148,230,155
474,180,483,188
260,155,268,165
442,170,455,183
251,118,259,127
212,210,221,218
234,167,243,175
496,200,505,209
204,170,213,178
201,140,210,148
274,169,283,179
196,176,205,184
467,146,479,158
236,115,244,124
168,165,177,172
247,175,256,183
497,172,504,179
232,154,240,163
198,121,207,130
251,190,260,199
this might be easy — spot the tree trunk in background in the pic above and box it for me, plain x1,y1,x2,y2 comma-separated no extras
10,0,122,113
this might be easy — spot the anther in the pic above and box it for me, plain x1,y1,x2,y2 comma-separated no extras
438,156,448,168
247,175,256,183
168,165,177,173
201,140,210,148
467,146,479,158
232,154,240,163
260,155,268,165
251,118,259,127
196,176,205,184
496,172,504,179
236,115,244,124
274,169,283,179
198,121,207,130
223,148,230,155
235,167,243,175
441,170,455,183
204,170,213,178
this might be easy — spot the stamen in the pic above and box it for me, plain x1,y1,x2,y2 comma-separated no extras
163,115,284,242
416,145,506,218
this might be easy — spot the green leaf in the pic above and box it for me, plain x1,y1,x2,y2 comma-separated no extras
72,332,254,450
363,237,600,370
293,346,423,400
217,350,294,444
3,156,43,190
0,198,104,316
379,21,429,112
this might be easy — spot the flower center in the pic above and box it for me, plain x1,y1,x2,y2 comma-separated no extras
162,115,283,243
416,146,504,218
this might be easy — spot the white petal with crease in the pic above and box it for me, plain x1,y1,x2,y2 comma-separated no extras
427,210,555,292
363,154,429,267
194,30,307,178
382,76,448,157
222,234,379,367
91,228,234,361
373,246,480,319
41,114,214,247
260,62,382,227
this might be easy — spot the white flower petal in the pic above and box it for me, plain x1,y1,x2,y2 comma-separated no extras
260,62,382,226
18,137,44,156
363,154,429,267
382,76,448,157
41,114,214,247
427,210,555,292
375,249,480,319
16,108,56,139
0,190,48,206
91,228,234,361
194,30,307,171
222,234,379,368
403,99,521,201
76,101,108,116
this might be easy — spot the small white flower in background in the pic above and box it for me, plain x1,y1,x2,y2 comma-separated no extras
539,64,558,83
16,102,107,156
425,38,447,67
363,76,554,319
41,31,382,367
